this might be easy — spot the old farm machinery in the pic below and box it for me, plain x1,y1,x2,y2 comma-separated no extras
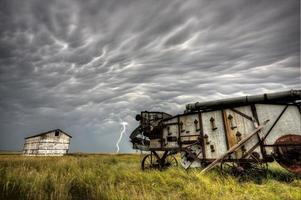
130,90,301,175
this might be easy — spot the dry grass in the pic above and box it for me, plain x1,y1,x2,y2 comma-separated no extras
0,153,300,200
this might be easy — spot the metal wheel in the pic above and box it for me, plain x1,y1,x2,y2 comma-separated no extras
141,153,161,170
162,154,178,169
273,134,301,175
244,152,268,177
220,160,243,175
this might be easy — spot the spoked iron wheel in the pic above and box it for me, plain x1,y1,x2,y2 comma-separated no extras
220,157,268,182
141,153,161,170
162,154,178,169
220,160,244,176
141,152,178,171
237,162,268,183
239,152,269,178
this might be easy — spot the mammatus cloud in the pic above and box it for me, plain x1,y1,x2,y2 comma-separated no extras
0,0,300,152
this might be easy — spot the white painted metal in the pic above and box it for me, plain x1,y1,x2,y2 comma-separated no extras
201,110,228,159
162,117,179,148
256,104,301,154
179,114,199,141
149,139,162,149
223,106,262,159
176,104,300,161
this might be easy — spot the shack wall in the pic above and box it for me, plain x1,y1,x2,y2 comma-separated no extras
23,131,71,156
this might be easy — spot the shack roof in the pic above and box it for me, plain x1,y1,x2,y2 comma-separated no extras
25,129,72,139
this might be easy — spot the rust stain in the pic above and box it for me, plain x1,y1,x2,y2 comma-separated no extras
274,134,301,175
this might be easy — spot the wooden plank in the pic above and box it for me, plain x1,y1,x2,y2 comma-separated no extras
223,110,237,148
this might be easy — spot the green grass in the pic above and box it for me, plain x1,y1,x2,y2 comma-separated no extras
0,154,300,200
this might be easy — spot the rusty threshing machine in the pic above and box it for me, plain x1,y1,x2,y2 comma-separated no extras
130,90,301,175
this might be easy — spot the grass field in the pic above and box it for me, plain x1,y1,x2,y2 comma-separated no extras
0,153,300,200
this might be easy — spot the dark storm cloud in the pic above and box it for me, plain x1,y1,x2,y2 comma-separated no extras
0,0,299,152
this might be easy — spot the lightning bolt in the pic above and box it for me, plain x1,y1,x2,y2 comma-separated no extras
116,121,128,153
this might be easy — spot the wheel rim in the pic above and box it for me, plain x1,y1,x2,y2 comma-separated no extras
164,155,178,168
141,154,160,170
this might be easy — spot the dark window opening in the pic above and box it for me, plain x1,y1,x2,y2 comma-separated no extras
167,136,178,142
55,131,59,136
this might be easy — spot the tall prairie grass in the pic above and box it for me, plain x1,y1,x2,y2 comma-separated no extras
0,154,300,200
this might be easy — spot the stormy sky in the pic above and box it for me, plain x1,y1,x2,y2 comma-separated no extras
0,0,300,152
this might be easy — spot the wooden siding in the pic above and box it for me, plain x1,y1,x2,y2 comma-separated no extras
23,130,71,156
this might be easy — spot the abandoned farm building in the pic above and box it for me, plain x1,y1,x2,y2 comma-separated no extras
23,129,72,156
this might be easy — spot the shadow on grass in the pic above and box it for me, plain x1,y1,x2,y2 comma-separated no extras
0,180,25,200
215,166,300,184
267,169,299,182
68,179,91,200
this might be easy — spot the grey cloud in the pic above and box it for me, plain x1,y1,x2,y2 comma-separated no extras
0,0,299,152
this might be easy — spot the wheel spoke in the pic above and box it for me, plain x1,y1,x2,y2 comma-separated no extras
142,153,178,170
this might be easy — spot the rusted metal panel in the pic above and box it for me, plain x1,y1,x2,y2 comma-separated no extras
202,110,227,159
273,134,301,175
256,104,301,154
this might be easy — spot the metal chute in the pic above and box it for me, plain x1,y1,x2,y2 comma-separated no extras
130,125,150,151
129,125,142,140
186,89,301,112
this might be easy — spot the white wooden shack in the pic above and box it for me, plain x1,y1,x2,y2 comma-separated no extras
23,129,72,156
